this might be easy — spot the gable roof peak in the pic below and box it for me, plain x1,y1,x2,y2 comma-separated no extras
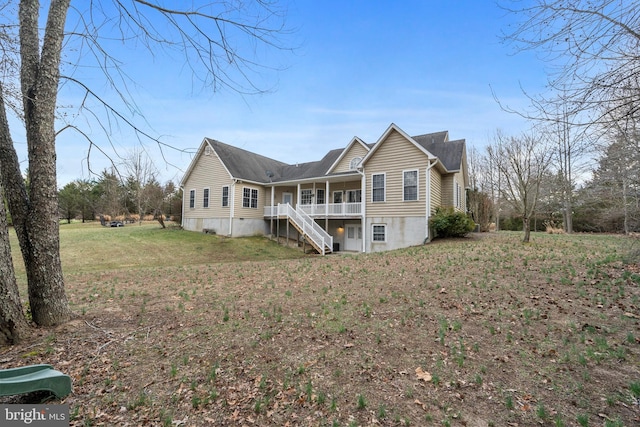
360,123,437,165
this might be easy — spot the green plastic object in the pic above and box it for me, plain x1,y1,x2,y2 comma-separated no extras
0,364,72,398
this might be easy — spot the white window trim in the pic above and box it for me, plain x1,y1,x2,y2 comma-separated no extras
221,185,229,207
189,189,196,209
371,173,386,202
316,188,325,204
203,187,210,208
301,188,313,205
372,224,386,242
349,156,362,170
346,189,361,203
282,192,293,205
402,169,419,202
242,187,259,209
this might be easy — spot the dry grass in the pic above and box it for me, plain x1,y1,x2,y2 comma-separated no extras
2,225,640,426
544,221,566,235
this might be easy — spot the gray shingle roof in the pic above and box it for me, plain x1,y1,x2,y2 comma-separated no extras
412,133,465,172
205,129,464,184
206,139,350,183
206,138,289,183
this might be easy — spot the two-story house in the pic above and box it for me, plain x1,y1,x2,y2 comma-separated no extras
180,123,469,253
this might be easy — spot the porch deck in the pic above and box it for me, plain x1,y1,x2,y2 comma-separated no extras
264,202,362,219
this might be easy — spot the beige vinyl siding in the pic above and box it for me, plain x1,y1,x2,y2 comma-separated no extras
264,181,362,207
235,184,265,219
265,186,297,206
441,175,454,208
183,149,233,219
453,171,466,212
440,172,466,211
365,129,429,217
430,167,442,214
333,143,369,173
328,181,361,201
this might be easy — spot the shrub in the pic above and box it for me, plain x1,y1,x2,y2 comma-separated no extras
544,221,565,234
429,207,475,238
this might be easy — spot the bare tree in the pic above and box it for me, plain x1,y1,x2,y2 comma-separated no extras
467,146,495,231
500,0,640,129
539,98,594,233
0,0,290,334
122,148,158,224
488,131,552,242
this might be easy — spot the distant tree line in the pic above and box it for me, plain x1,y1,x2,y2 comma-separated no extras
468,128,640,237
57,170,182,225
466,1,640,241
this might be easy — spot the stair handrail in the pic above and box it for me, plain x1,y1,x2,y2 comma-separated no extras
295,205,333,252
278,204,332,254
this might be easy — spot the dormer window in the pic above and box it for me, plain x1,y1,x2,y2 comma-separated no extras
349,156,362,170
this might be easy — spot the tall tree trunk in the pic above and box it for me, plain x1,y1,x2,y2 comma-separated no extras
622,178,630,235
564,196,573,234
523,216,531,243
0,188,30,345
13,0,73,326
0,85,31,343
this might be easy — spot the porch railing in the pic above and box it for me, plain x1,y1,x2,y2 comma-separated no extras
264,202,361,218
276,203,332,255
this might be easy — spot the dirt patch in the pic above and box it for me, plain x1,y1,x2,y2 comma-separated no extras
2,232,640,426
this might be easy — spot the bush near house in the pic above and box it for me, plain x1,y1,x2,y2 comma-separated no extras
430,207,476,238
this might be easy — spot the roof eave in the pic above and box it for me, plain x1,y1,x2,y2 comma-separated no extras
325,136,370,174
265,171,362,187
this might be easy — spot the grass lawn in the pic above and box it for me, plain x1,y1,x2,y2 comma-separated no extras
2,223,640,426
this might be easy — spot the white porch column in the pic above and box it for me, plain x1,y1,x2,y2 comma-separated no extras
270,186,275,235
229,180,236,236
325,180,330,229
361,171,366,253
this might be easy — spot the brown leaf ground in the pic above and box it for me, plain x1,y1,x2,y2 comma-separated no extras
2,232,640,426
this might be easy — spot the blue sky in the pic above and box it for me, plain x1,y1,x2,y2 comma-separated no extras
12,1,550,187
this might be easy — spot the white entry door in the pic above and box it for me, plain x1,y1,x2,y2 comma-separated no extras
282,192,293,205
344,224,362,251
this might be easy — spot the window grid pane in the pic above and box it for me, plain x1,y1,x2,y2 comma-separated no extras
372,174,385,202
404,170,418,201
301,189,313,205
372,225,385,242
243,188,250,208
222,186,229,207
203,188,210,208
251,189,258,209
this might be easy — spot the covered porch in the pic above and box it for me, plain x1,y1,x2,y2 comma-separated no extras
263,174,364,220
263,202,361,219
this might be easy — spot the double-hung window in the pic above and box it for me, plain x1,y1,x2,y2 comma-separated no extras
243,187,259,209
189,189,195,209
403,170,418,201
301,189,313,205
203,188,210,208
221,186,229,207
372,173,385,202
372,224,386,242
346,189,361,203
